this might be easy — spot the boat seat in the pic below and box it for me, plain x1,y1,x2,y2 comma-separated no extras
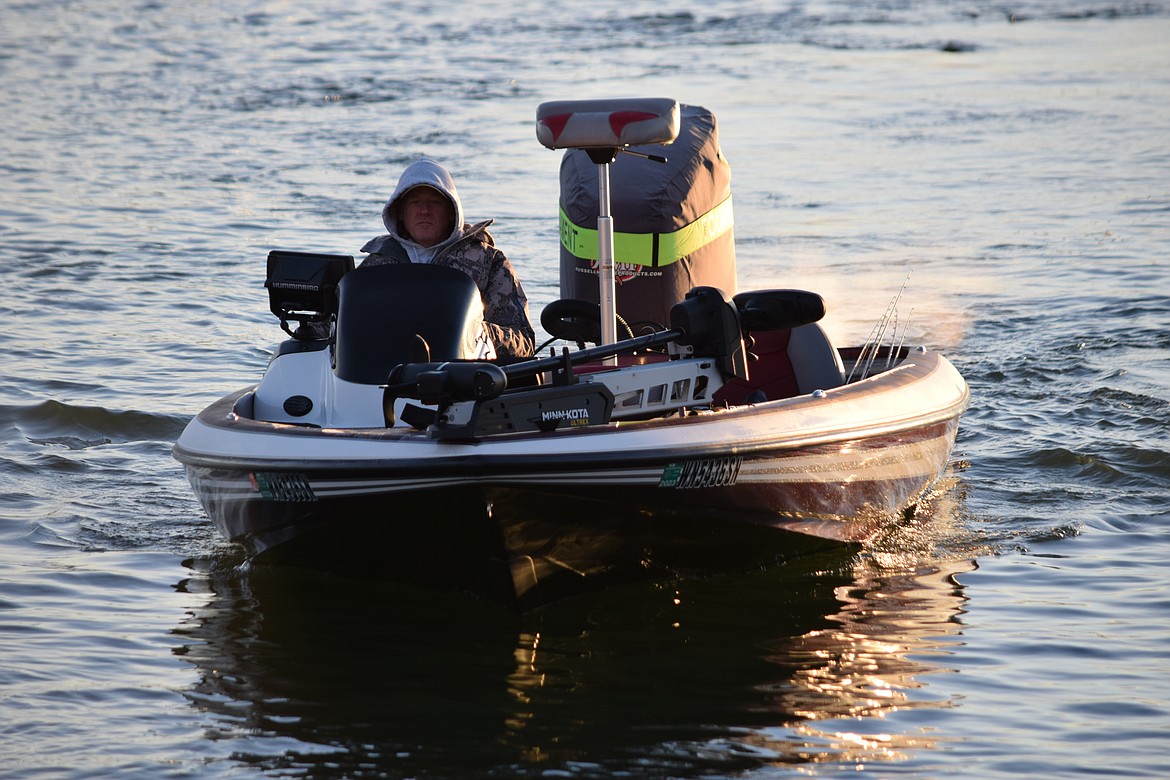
788,323,846,394
713,330,797,404
712,324,844,405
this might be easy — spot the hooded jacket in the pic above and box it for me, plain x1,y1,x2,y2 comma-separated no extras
360,159,535,358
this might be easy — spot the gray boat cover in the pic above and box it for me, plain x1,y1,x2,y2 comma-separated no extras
558,104,736,329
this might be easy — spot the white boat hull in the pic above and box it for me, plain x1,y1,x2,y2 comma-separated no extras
175,346,967,605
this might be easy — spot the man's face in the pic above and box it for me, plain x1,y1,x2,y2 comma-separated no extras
401,187,453,247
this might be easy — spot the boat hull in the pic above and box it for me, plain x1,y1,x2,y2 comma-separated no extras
175,348,967,606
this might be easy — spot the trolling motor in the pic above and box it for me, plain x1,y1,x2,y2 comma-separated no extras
381,286,754,416
380,285,827,436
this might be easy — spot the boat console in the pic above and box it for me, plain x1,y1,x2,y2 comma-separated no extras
333,264,494,385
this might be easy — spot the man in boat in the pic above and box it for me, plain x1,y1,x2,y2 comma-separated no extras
360,158,535,358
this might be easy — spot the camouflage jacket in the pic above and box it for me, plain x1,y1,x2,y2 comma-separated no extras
360,220,535,358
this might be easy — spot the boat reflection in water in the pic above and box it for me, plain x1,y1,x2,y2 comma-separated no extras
173,524,975,777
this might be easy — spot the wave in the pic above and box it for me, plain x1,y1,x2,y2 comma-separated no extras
1,399,189,449
0,400,212,555
562,2,1170,51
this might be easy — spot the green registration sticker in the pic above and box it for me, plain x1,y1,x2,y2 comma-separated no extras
659,458,742,489
659,463,683,487
250,472,317,502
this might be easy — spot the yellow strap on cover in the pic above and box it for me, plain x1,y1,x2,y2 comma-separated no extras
559,194,733,267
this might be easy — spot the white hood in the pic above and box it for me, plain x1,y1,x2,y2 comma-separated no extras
381,158,464,263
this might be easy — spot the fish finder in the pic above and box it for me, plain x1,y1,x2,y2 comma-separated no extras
265,250,354,338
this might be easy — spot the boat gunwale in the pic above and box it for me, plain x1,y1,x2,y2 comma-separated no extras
173,348,969,474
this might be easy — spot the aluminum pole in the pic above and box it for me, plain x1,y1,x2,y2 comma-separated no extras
597,162,618,364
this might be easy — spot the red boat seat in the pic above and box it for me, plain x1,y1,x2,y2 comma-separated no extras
714,330,798,404
714,324,844,404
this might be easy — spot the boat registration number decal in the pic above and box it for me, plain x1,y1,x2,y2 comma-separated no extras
660,457,742,489
250,472,317,502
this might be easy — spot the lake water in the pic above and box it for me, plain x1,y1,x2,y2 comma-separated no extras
2,1,1168,777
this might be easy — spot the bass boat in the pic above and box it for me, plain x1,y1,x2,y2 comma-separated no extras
174,98,969,608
